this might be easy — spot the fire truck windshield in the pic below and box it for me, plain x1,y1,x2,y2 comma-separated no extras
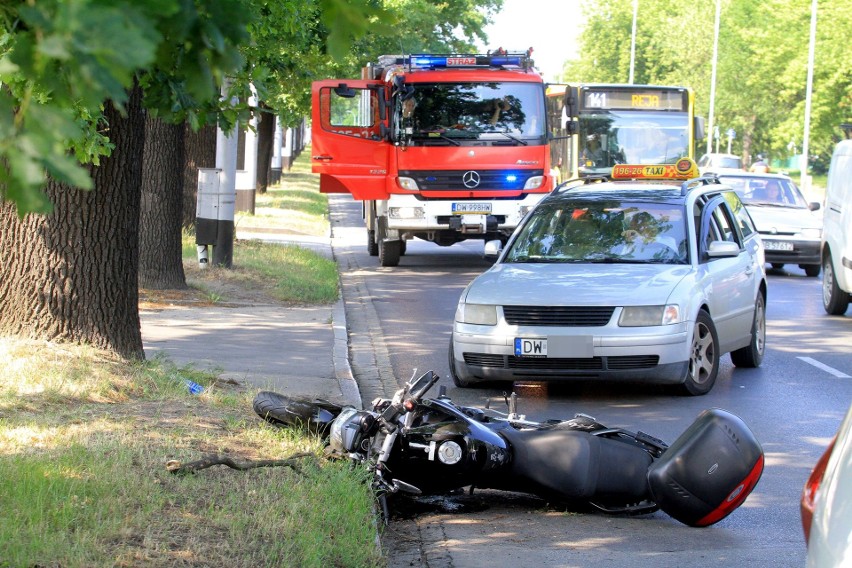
398,82,545,144
578,111,690,175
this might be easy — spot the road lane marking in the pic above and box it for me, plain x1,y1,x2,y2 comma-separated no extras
797,357,851,379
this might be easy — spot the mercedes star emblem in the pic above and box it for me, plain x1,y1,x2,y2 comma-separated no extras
462,170,481,189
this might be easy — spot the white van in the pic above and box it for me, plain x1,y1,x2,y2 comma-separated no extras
822,139,852,315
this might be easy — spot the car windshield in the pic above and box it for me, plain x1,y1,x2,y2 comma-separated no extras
504,199,688,264
718,176,809,208
710,156,742,169
398,82,545,145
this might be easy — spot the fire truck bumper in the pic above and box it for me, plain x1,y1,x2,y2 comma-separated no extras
384,193,546,233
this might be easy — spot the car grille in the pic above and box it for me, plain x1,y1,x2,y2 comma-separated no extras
502,306,615,327
463,353,659,371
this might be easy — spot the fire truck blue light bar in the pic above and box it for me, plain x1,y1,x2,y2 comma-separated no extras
407,55,527,69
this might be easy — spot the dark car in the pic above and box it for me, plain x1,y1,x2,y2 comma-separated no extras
711,172,823,276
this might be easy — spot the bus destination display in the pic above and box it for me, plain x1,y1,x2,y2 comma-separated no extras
582,89,686,111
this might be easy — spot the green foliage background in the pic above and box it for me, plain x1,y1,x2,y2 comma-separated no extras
563,0,851,170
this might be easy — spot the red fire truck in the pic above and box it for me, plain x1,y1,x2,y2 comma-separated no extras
311,52,554,266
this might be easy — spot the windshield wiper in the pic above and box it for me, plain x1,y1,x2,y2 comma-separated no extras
495,131,528,146
412,133,460,146
508,256,574,263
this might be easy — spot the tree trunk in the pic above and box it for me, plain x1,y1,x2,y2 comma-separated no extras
0,85,145,360
139,115,187,290
182,123,218,229
256,104,276,194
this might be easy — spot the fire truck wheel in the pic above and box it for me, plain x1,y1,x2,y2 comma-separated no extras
399,239,407,256
367,230,379,256
380,239,401,267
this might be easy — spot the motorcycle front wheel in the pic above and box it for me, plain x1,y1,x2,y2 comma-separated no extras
253,391,342,437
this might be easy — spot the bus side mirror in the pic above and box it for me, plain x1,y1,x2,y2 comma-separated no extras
564,86,580,119
694,116,706,140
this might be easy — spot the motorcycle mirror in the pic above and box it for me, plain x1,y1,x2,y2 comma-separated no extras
358,413,376,433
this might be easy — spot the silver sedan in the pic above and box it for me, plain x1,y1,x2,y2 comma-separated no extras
450,174,767,395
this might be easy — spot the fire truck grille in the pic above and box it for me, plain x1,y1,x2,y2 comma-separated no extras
399,170,544,191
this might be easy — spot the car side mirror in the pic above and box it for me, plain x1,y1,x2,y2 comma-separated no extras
808,201,821,211
484,239,503,259
706,240,740,258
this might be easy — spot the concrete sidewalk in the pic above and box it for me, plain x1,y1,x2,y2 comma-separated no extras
140,230,361,409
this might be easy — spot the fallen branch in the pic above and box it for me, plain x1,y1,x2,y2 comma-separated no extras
166,451,314,475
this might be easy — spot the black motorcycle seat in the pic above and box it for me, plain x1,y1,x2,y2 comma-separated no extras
498,428,653,502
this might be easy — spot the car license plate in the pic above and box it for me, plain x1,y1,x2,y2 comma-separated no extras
515,338,546,358
452,202,492,214
763,240,794,251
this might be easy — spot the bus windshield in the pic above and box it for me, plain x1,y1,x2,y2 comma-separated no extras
578,111,690,175
397,82,545,145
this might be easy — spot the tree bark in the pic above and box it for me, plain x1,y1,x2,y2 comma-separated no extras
181,123,218,229
139,115,187,290
0,85,146,360
256,104,276,194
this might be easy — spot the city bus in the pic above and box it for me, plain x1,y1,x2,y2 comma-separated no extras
547,84,705,182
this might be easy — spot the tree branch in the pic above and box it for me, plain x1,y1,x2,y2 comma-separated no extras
166,451,314,475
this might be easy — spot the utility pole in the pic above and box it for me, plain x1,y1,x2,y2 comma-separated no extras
629,0,638,84
706,0,721,157
801,0,818,190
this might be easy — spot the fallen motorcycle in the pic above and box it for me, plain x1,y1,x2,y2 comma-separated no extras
253,370,764,527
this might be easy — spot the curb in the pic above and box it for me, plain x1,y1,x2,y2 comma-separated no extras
333,295,362,409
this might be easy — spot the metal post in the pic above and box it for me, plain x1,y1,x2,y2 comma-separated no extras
629,0,638,84
706,0,722,157
801,0,818,191
213,79,239,268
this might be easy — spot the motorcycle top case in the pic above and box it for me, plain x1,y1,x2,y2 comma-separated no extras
647,408,764,527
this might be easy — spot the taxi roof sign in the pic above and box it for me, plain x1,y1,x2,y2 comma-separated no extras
611,158,699,181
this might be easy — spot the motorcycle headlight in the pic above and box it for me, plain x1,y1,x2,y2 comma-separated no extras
619,305,681,326
455,303,498,325
329,408,359,454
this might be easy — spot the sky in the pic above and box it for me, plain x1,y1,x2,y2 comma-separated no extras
480,0,584,82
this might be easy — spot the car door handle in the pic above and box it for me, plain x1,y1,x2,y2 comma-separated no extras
312,155,333,161
745,266,754,275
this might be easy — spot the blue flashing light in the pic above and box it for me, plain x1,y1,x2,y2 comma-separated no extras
406,53,529,71
505,174,518,182
410,56,449,68
489,57,523,67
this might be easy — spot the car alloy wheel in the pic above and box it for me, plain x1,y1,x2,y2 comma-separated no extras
683,310,719,395
731,293,765,368
823,255,850,315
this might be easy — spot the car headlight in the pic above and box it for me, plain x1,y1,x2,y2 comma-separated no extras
523,175,544,190
397,177,419,190
799,228,821,239
619,305,681,326
455,303,498,326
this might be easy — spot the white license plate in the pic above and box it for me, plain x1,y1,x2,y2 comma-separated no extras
515,338,546,358
452,202,492,214
764,241,794,251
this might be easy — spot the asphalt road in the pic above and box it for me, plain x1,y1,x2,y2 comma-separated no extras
329,194,851,568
